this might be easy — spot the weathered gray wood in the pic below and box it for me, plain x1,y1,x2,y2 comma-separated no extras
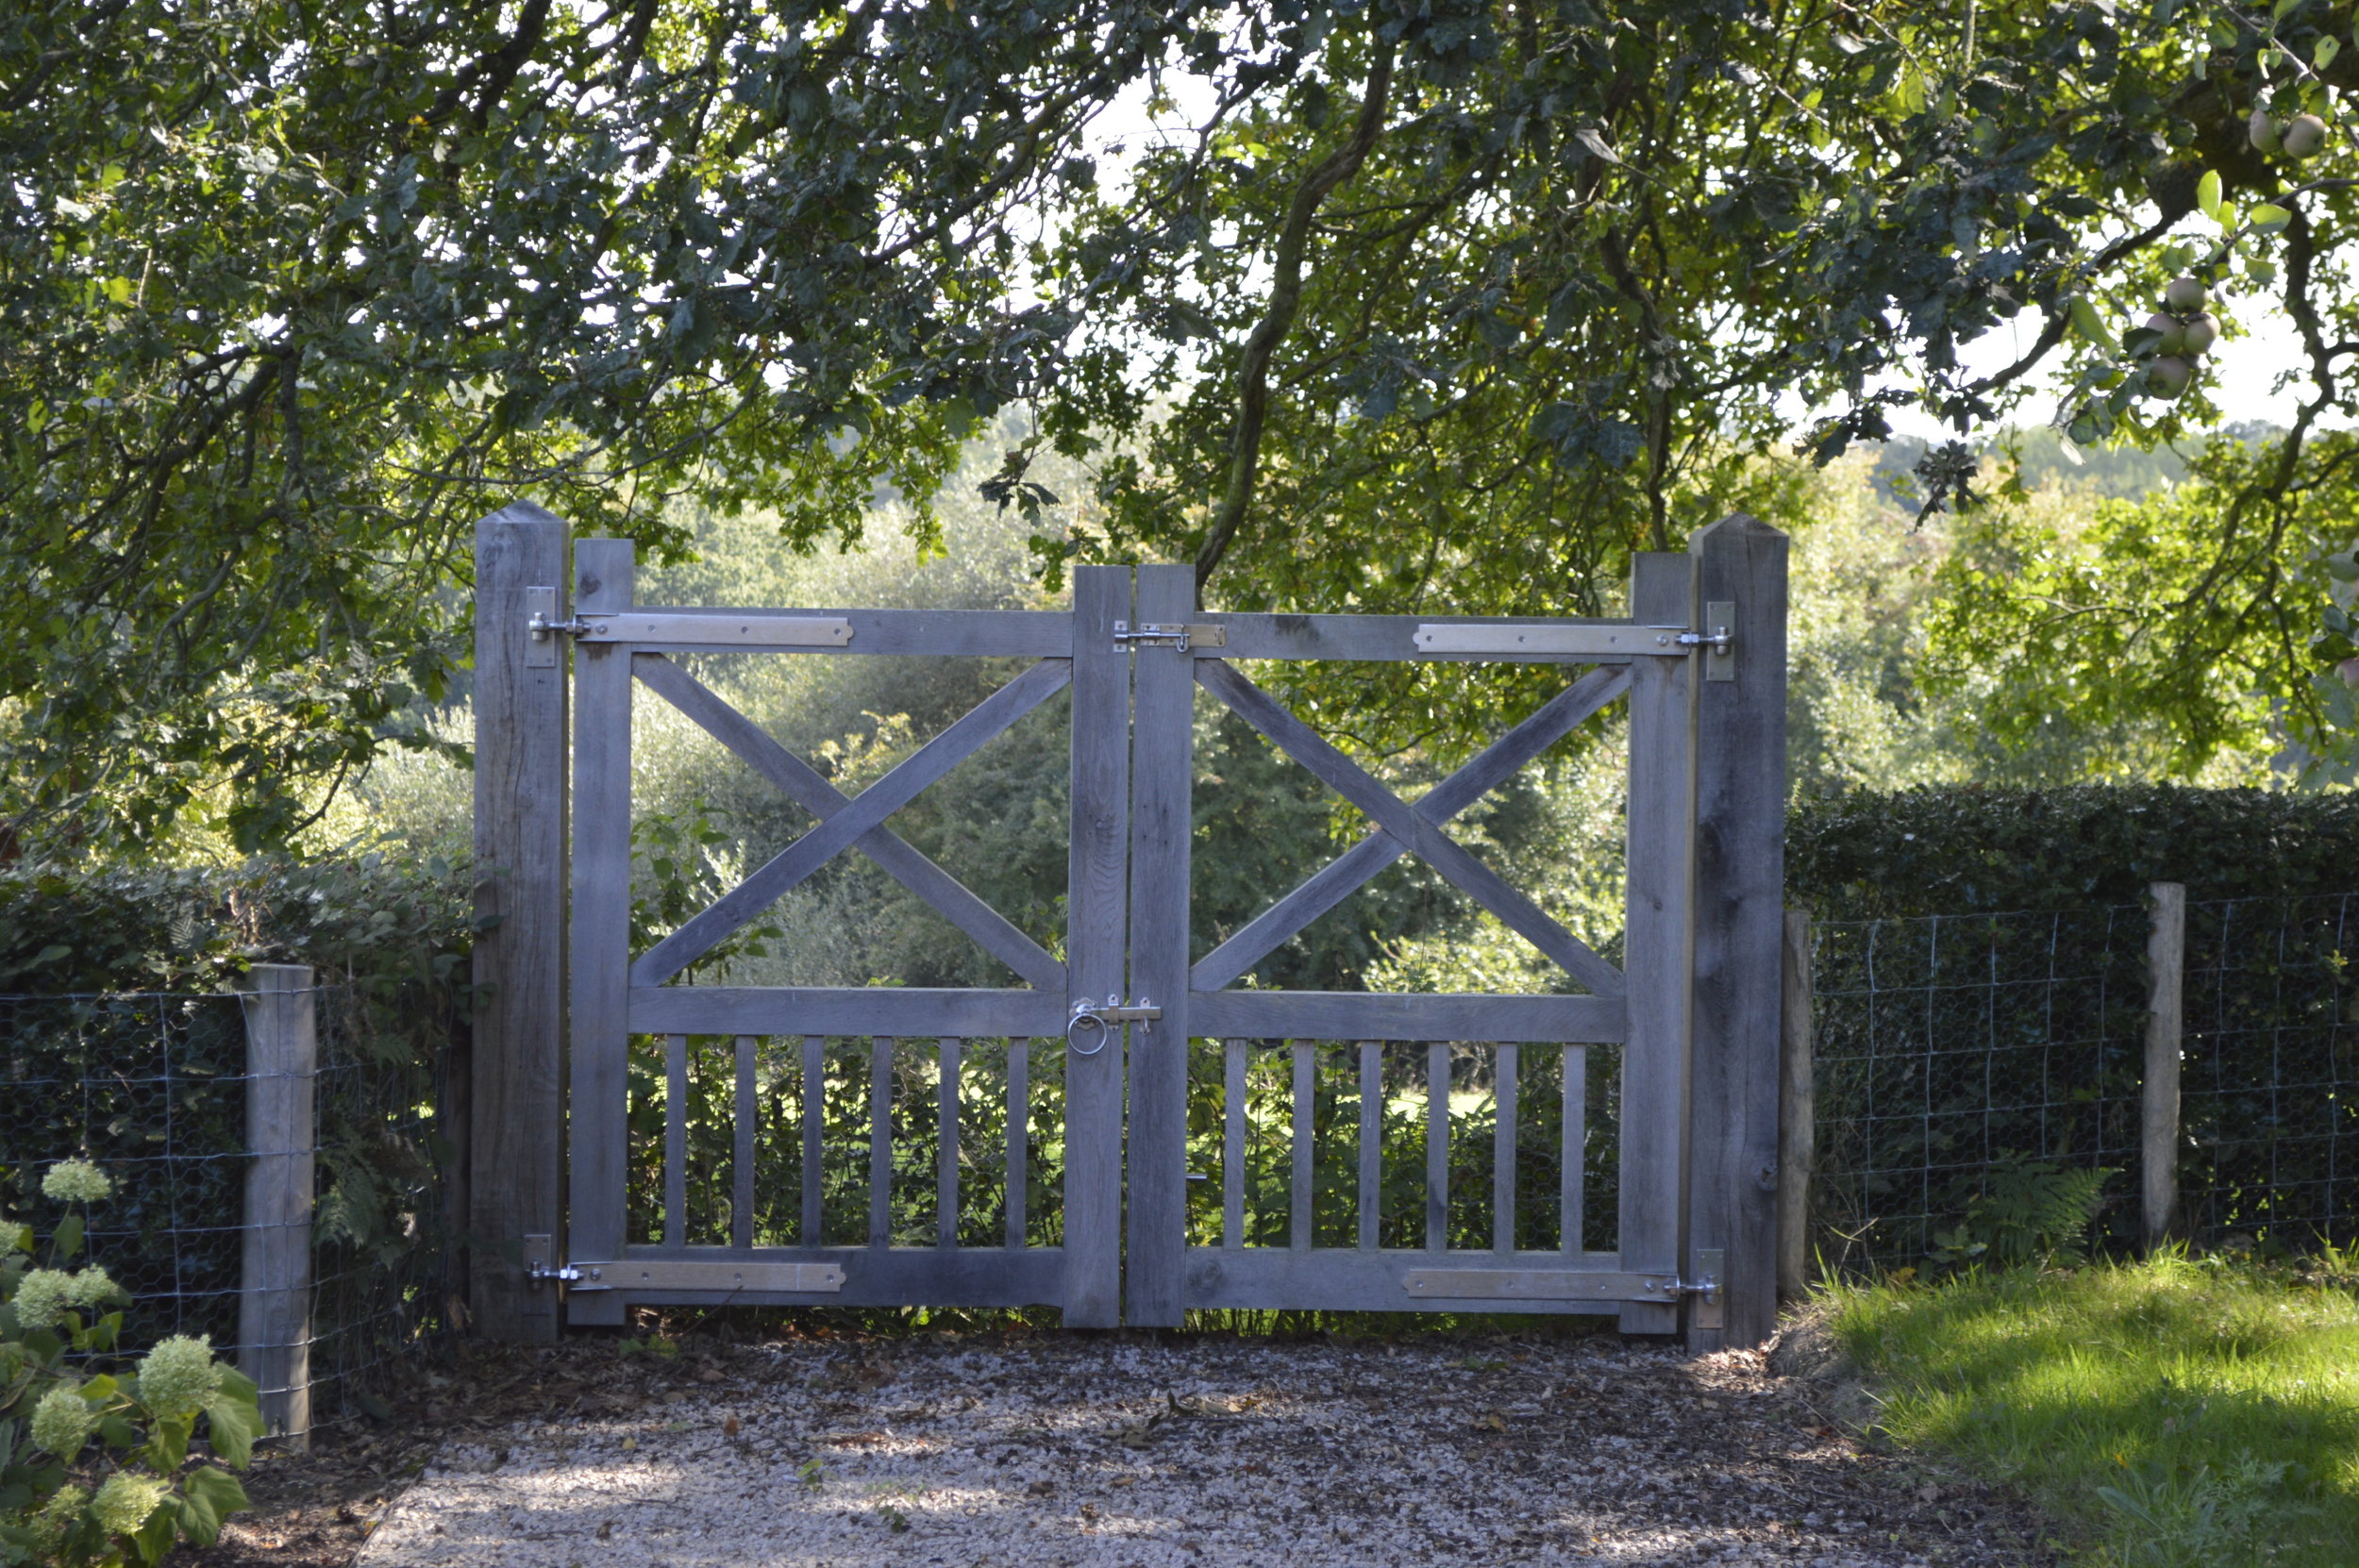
733,1037,756,1250
1197,659,1624,996
939,1038,961,1249
1224,1040,1247,1249
562,534,635,1329
633,655,1065,990
578,612,851,648
1684,515,1788,1351
1563,1045,1587,1254
1125,561,1196,1326
587,606,1071,658
869,1038,894,1248
2145,882,2186,1251
1358,1043,1380,1252
1062,566,1130,1326
596,1243,1069,1309
634,658,1074,985
631,986,1062,1038
239,963,315,1446
1191,666,1631,991
1494,1043,1517,1254
665,1034,688,1250
1778,912,1815,1300
1427,1043,1449,1252
1208,612,1644,664
1181,1245,1638,1312
1006,1041,1029,1249
1189,991,1625,1043
800,1036,824,1246
473,502,570,1342
1291,1043,1315,1250
1620,550,1696,1336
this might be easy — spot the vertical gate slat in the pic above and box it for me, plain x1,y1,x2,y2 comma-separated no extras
799,1035,824,1246
733,1036,755,1250
1494,1043,1517,1254
1006,1040,1029,1250
664,1034,688,1250
1358,1042,1380,1251
1223,1039,1247,1248
869,1037,894,1248
1563,1045,1587,1253
938,1038,961,1249
1291,1042,1314,1249
1426,1042,1449,1252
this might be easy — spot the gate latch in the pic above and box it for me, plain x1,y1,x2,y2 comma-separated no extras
523,1233,579,1290
1066,995,1161,1056
1113,622,1227,652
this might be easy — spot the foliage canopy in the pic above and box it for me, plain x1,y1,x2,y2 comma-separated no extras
9,0,2359,844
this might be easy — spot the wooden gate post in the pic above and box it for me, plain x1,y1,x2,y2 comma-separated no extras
1685,513,1789,1351
471,502,569,1343
2143,881,2187,1250
239,963,315,1447
1777,909,1815,1301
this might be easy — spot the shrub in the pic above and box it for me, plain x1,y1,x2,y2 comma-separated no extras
0,1159,259,1567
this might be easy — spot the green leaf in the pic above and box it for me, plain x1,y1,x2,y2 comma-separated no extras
2068,297,2118,352
2251,203,2294,232
2198,169,2222,220
176,1465,249,1545
2318,35,2342,70
144,1410,192,1473
131,1496,177,1564
52,1213,82,1259
200,1390,262,1469
99,1413,139,1450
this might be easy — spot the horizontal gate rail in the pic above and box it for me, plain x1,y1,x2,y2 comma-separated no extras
574,606,1073,657
1190,992,1624,1043
628,988,1065,1037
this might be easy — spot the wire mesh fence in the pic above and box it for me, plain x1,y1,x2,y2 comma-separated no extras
1811,895,2359,1276
0,985,445,1424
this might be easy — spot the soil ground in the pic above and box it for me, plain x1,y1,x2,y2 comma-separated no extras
172,1325,2062,1568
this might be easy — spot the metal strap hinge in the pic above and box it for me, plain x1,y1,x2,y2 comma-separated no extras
1113,621,1226,651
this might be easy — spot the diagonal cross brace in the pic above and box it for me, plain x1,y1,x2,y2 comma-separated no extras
1195,659,1627,999
631,658,1075,987
1192,664,1631,993
630,654,1065,991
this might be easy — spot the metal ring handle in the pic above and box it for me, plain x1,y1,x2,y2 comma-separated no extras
1065,1009,1111,1057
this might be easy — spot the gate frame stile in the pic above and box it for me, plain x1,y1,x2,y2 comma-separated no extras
565,537,637,1327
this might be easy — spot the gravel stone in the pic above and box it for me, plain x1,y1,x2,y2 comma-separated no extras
351,1334,2055,1567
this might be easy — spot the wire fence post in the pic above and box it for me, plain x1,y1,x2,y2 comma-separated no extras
2144,882,2186,1251
1778,909,1815,1300
238,964,315,1449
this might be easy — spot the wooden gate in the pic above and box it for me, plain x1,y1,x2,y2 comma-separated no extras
471,509,1785,1346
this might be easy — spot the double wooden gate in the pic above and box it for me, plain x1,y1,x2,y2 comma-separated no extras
477,512,1786,1347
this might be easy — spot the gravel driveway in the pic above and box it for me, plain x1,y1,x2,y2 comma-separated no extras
335,1330,2054,1568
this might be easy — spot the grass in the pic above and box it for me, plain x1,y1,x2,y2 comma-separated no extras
1826,1252,2359,1566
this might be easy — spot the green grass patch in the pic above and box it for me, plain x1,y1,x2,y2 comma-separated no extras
1828,1255,2359,1566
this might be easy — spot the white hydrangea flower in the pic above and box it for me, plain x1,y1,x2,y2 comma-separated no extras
30,1384,95,1458
33,1484,88,1549
90,1471,170,1535
41,1159,111,1205
11,1267,75,1329
68,1264,119,1309
136,1333,224,1417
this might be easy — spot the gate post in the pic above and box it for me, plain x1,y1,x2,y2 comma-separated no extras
471,502,569,1343
1685,513,1789,1350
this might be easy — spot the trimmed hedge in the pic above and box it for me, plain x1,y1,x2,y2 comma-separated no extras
1787,785,2359,919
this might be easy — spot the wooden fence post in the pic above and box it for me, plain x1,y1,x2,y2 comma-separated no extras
2144,881,2186,1251
471,502,569,1343
1685,512,1789,1351
239,963,315,1449
1778,909,1815,1301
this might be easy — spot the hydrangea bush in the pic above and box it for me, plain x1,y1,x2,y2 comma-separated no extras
0,1159,259,1566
